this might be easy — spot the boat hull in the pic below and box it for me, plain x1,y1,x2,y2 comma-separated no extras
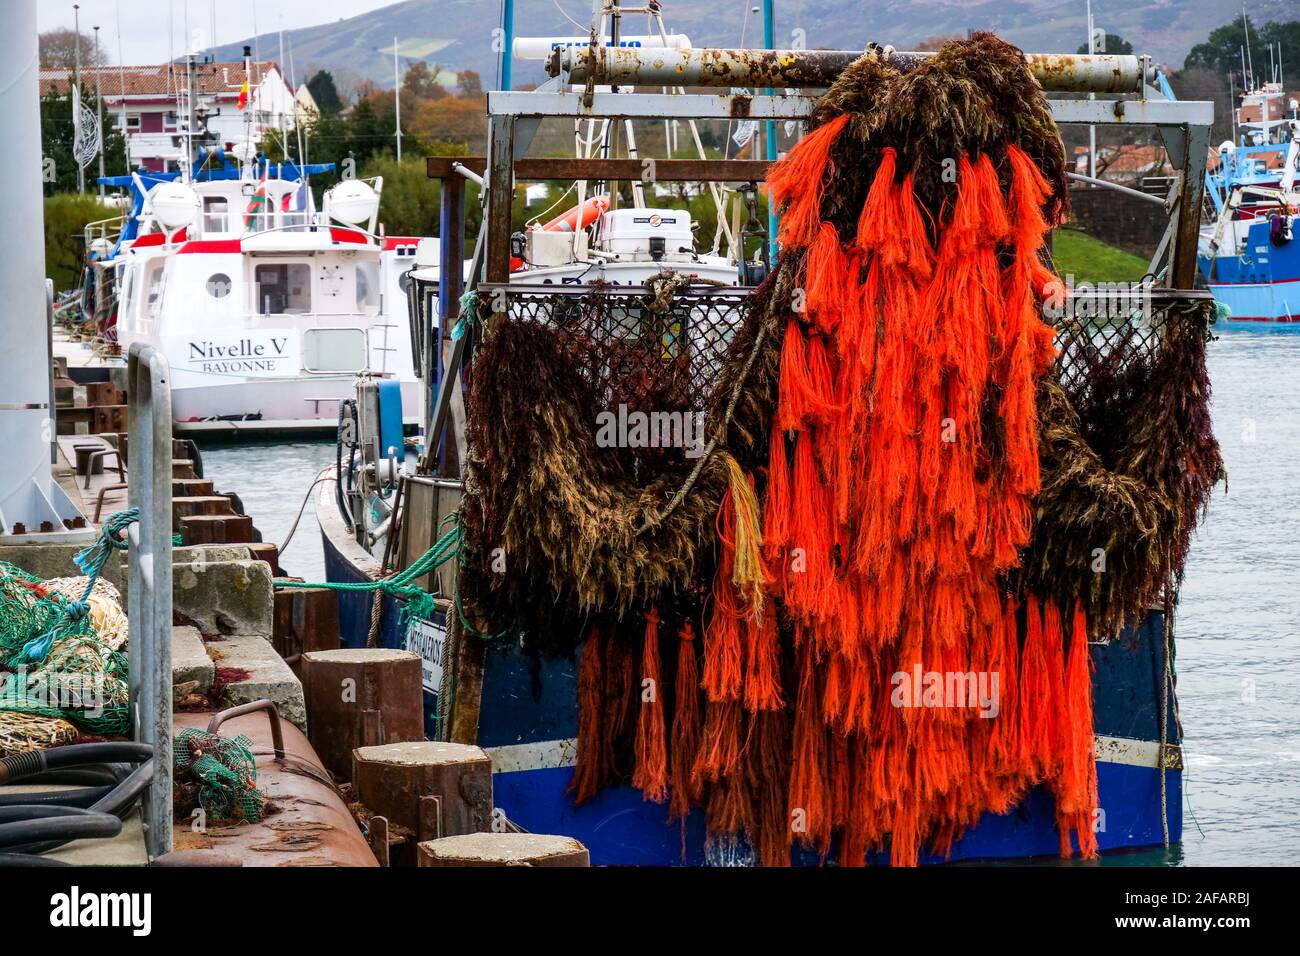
319,501,1183,865
1200,218,1300,322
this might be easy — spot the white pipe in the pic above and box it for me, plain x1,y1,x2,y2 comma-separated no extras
0,1,71,534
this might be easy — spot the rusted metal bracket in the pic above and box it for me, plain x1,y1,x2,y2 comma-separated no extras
367,814,392,867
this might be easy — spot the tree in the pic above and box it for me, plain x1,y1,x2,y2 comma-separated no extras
45,193,116,291
1076,34,1133,55
39,29,109,70
457,69,483,98
39,86,128,196
306,69,344,115
1185,17,1300,78
402,61,446,100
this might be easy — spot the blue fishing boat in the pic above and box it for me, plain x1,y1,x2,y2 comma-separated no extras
309,13,1219,865
1198,82,1300,322
318,523,1183,865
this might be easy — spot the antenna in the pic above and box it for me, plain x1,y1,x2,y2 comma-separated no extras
393,37,403,163
1242,6,1254,90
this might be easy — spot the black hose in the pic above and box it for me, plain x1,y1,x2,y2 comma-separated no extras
0,742,152,785
17,766,125,787
0,805,101,824
0,755,155,858
0,852,70,867
0,813,122,849
0,786,113,809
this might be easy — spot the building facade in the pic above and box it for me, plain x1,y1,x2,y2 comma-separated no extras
40,60,316,174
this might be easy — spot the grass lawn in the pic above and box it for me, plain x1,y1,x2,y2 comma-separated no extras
1050,228,1151,285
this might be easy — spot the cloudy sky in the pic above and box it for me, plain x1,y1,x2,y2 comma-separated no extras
38,0,399,64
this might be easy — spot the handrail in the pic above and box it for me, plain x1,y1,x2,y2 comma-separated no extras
126,343,174,860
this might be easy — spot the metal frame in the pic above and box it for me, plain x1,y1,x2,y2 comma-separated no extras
422,51,1220,459
126,342,173,860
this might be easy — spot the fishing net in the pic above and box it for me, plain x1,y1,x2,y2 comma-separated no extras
0,711,78,758
459,274,778,647
458,34,1222,866
174,727,267,823
0,512,139,735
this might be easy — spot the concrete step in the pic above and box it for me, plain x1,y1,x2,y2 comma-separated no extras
172,624,214,695
205,635,307,732
179,513,255,545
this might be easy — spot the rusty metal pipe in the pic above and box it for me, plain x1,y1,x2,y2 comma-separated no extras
554,46,1153,94
206,699,286,762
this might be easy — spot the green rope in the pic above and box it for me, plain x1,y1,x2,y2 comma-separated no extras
451,289,480,341
279,517,462,628
279,511,503,642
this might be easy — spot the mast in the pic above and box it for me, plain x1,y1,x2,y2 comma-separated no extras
394,37,403,163
75,3,84,193
95,25,105,198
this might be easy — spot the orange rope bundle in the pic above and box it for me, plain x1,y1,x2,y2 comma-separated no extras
564,37,1117,867
745,46,1099,865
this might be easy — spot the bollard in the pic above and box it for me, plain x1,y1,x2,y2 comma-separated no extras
301,649,422,781
417,833,589,867
353,741,493,866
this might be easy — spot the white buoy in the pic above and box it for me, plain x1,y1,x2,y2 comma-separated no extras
0,0,91,542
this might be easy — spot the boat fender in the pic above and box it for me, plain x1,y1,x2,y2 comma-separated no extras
1270,214,1292,247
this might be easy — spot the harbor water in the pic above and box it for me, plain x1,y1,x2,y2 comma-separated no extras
195,325,1300,866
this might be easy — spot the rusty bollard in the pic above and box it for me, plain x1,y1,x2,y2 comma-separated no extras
353,741,493,867
417,833,590,867
301,648,424,782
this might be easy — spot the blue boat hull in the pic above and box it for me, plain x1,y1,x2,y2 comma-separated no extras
1200,218,1300,322
323,526,1182,865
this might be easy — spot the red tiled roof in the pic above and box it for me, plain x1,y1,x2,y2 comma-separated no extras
39,61,281,100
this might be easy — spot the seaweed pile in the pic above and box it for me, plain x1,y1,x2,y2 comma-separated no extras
457,33,1222,865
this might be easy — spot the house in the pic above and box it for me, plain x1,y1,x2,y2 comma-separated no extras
39,60,316,174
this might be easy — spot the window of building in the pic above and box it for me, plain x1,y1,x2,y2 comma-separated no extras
125,114,140,130
253,262,311,314
145,263,166,319
303,328,368,373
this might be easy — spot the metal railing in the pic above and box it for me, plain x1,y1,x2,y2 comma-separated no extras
126,343,174,860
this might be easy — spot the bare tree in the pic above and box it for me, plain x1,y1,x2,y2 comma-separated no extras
39,29,109,70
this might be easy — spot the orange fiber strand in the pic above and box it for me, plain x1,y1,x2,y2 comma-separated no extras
744,602,784,711
669,622,703,821
568,627,606,805
632,607,669,803
766,113,851,249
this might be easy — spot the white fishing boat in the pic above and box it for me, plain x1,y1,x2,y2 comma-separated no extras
97,164,422,432
71,51,426,434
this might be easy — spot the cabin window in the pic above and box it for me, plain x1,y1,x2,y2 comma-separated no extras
303,328,368,373
356,261,380,311
206,273,232,298
254,262,310,314
203,197,230,233
145,263,166,320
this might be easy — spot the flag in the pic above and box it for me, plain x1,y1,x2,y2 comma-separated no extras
237,79,249,111
245,171,269,228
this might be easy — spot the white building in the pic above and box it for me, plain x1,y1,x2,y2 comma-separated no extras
40,60,316,174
